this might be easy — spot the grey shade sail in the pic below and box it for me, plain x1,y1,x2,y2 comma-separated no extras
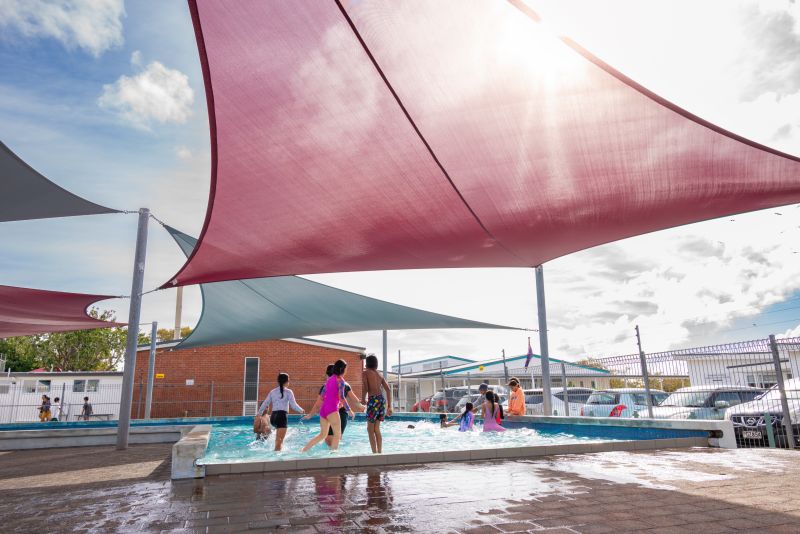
164,225,519,349
0,141,118,222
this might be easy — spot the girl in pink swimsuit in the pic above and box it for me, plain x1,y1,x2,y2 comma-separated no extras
482,391,505,432
302,359,348,452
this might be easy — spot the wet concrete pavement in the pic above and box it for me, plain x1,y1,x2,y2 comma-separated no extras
0,444,798,533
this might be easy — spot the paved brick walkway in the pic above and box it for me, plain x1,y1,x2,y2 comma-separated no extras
0,445,797,533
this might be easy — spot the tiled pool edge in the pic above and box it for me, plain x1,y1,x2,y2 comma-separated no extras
201,436,708,477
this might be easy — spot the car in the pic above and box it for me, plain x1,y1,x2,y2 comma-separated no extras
633,385,763,420
580,388,668,418
525,387,594,416
411,396,432,412
455,392,508,414
725,377,800,447
430,387,480,413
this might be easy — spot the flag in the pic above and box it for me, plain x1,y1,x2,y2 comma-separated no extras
524,337,534,369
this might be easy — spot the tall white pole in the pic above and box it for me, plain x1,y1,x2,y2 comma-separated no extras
117,208,149,450
173,286,183,340
382,329,388,380
535,265,553,416
144,321,158,419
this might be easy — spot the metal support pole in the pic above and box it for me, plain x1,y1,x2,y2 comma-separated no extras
117,207,149,450
502,349,509,384
382,330,388,380
769,335,796,449
635,325,654,419
560,363,569,416
144,321,157,419
535,265,553,416
417,377,421,405
397,349,402,411
209,382,214,417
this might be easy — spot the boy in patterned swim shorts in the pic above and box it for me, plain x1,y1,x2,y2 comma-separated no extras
362,354,393,453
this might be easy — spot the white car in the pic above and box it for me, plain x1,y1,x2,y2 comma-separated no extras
580,388,668,418
525,388,594,416
633,385,763,420
725,378,800,446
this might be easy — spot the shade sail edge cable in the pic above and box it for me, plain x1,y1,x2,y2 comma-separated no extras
506,0,800,164
333,0,525,264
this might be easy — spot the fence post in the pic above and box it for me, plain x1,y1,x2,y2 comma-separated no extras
768,335,796,449
144,321,157,419
209,382,215,417
560,363,569,416
635,325,654,419
136,382,143,419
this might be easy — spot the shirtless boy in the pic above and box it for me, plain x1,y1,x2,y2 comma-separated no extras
362,354,393,453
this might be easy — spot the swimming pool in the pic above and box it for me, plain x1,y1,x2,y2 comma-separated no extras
198,414,706,465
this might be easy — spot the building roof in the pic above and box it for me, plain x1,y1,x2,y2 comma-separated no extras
391,355,475,369
4,371,123,378
137,336,366,353
399,353,610,378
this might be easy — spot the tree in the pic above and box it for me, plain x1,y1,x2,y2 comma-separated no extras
138,326,193,345
0,336,38,372
1,308,127,372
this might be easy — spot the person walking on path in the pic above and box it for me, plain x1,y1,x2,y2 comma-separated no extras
80,397,93,421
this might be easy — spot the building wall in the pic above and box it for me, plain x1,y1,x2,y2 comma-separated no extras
686,353,799,388
0,375,123,423
133,339,364,418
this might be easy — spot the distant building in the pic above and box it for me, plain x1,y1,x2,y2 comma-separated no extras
389,353,611,410
390,355,474,375
133,337,366,418
674,341,799,388
0,371,123,423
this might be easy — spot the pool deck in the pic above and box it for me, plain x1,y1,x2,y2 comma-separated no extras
1,444,798,533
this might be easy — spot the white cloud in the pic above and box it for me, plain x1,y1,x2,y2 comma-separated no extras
175,146,192,161
98,53,194,129
0,0,125,57
783,323,800,339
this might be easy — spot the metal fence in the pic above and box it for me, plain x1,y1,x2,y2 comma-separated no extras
400,335,799,449
0,379,358,424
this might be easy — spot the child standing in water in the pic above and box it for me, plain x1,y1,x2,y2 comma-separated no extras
362,355,393,453
441,402,475,431
482,391,505,432
302,360,349,452
258,373,305,451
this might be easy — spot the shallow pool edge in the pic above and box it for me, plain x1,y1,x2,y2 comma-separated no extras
200,436,708,477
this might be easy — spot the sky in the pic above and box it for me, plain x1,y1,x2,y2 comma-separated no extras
1,0,800,370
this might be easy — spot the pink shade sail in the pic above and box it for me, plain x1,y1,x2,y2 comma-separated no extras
168,0,800,287
0,285,123,338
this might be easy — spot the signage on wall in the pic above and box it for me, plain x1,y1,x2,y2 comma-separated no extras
155,373,165,379
186,379,194,386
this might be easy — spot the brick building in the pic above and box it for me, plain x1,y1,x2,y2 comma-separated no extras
133,337,365,419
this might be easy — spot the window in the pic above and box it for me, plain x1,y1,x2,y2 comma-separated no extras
586,392,618,405
739,390,760,402
711,391,742,407
243,357,259,403
87,380,99,392
73,380,85,392
23,380,50,393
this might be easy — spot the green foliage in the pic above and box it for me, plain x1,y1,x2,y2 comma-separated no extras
0,308,127,372
138,326,193,345
0,336,38,372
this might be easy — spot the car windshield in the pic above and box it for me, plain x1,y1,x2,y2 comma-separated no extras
661,390,710,407
586,392,619,405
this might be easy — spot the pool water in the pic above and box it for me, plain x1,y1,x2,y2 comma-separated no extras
199,416,623,464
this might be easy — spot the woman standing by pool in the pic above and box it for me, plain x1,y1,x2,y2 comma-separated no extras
302,359,349,452
482,391,505,432
257,373,305,451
